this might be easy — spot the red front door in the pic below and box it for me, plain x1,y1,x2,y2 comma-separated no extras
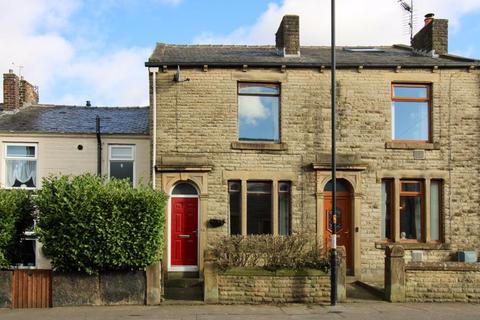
171,197,198,266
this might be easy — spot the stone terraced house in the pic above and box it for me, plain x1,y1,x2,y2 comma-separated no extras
146,14,480,283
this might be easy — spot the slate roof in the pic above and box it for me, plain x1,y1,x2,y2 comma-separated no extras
0,105,149,135
146,44,479,68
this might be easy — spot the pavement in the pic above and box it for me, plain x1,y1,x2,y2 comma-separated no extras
1,302,480,320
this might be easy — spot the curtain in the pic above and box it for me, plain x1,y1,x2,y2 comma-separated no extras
6,160,36,188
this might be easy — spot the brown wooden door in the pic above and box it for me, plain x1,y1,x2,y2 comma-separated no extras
12,270,52,308
324,192,353,272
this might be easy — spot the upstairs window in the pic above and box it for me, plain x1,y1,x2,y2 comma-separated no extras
391,84,431,141
5,143,37,188
238,83,280,142
109,145,135,185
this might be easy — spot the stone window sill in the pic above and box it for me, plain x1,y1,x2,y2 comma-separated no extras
385,142,439,150
375,241,451,250
385,141,440,150
231,141,288,151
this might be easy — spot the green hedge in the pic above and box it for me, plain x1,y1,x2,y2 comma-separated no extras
35,174,166,274
0,189,34,268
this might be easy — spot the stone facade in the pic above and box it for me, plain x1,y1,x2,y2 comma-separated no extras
153,65,480,280
218,274,330,304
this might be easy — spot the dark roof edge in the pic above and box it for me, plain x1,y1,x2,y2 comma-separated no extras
0,130,149,136
145,61,479,68
393,44,479,63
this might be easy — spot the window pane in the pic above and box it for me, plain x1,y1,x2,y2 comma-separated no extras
239,95,279,141
430,181,441,241
6,160,36,188
110,146,134,160
247,182,272,193
229,181,241,235
239,83,279,95
13,239,36,267
6,145,35,158
400,196,422,240
401,182,421,192
110,161,133,184
278,182,291,235
393,86,428,98
247,182,272,235
324,179,350,192
381,180,392,240
392,101,429,140
172,183,197,195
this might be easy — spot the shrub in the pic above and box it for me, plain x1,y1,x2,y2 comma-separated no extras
212,234,330,272
35,174,166,274
0,189,35,268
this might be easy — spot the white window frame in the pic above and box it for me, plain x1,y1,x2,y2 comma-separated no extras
108,144,136,186
4,143,38,190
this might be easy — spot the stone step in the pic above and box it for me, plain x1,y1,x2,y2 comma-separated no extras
167,272,199,279
165,278,203,288
346,281,384,302
164,272,204,301
163,286,203,301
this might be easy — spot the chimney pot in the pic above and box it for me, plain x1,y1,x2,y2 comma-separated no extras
86,100,91,107
275,15,300,56
424,13,435,26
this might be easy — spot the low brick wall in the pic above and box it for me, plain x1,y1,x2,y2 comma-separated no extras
405,262,480,303
0,271,13,308
217,270,330,304
53,271,146,306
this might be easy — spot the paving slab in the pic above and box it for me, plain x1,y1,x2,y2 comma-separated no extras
1,303,480,320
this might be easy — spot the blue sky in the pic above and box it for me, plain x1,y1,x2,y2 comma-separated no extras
0,0,479,106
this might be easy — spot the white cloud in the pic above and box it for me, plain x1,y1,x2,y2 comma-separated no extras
239,96,271,126
0,0,150,106
193,0,480,46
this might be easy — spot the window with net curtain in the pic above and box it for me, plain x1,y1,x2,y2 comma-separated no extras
381,179,441,242
5,144,37,188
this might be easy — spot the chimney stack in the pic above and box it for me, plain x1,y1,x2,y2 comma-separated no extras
275,15,300,56
412,13,448,56
2,69,38,111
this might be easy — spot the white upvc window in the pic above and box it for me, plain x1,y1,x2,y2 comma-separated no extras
4,143,38,189
108,145,135,185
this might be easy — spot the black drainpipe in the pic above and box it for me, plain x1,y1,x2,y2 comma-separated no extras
96,115,102,176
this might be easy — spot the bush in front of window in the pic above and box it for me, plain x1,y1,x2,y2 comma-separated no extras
0,189,34,268
212,235,330,272
35,174,166,275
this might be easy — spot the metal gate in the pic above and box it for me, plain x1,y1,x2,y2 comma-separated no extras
12,270,52,308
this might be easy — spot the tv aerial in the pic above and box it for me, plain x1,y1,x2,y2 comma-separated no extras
397,0,415,43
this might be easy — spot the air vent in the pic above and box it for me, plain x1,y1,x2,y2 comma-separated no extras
413,149,425,160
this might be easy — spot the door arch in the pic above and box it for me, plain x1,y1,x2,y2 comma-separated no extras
169,182,199,272
323,179,354,273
